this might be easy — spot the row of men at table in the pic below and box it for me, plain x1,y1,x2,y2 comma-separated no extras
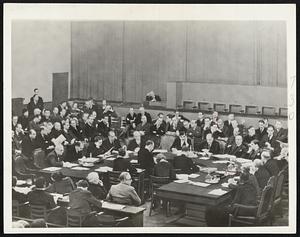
12,145,288,227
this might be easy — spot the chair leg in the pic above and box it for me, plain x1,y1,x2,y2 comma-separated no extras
149,198,154,216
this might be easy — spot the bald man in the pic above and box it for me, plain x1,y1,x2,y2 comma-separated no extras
46,144,64,167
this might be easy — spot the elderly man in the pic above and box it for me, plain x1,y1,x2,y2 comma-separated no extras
106,172,141,206
135,115,151,138
225,135,247,158
198,133,220,154
274,121,288,143
260,125,281,156
127,131,144,152
135,106,152,126
46,144,64,167
101,130,121,153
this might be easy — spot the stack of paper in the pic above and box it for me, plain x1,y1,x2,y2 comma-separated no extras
136,168,144,173
71,167,90,171
42,167,62,172
176,174,189,180
102,202,125,210
236,158,252,164
188,173,200,178
130,160,138,164
63,162,79,168
208,189,228,196
106,157,116,161
13,187,32,195
16,180,27,186
95,166,113,172
213,160,229,164
198,157,210,160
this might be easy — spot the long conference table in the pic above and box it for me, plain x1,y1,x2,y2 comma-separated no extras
37,150,251,227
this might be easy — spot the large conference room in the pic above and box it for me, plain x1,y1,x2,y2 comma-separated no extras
6,4,295,233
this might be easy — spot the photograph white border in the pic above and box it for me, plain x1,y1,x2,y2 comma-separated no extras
3,3,296,234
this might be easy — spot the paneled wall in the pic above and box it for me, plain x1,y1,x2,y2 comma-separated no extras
70,21,287,103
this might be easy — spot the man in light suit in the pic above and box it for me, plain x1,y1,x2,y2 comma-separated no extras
106,172,141,206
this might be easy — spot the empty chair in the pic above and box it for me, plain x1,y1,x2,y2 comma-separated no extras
13,155,36,181
149,176,171,217
229,185,274,226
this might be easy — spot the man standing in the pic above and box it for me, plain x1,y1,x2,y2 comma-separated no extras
137,140,155,177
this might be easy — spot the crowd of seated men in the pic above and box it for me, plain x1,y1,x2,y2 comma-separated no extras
12,88,289,227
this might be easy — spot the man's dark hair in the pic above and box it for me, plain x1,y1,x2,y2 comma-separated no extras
34,88,38,92
240,172,249,183
145,140,154,146
258,120,265,124
35,177,46,189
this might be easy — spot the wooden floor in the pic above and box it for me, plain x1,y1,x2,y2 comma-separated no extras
142,198,289,227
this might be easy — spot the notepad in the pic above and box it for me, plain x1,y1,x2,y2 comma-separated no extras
199,157,210,160
176,174,189,180
63,162,79,168
95,166,113,172
174,179,189,184
16,180,27,186
42,167,62,172
188,173,200,178
71,167,90,171
213,160,229,164
153,149,168,153
102,202,125,210
189,181,210,187
208,189,228,196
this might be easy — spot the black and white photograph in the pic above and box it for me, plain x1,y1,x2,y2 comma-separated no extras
3,4,296,234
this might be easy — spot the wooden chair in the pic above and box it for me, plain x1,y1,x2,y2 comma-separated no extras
271,169,286,218
13,155,36,182
13,200,29,217
66,207,87,227
228,185,274,226
149,176,171,217
33,148,47,169
108,171,122,186
30,204,49,220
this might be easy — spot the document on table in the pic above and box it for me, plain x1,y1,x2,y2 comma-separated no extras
42,167,62,172
198,157,210,160
136,168,144,173
130,160,138,164
176,174,189,180
53,134,66,145
208,189,228,196
71,167,90,171
63,162,79,168
16,180,27,186
221,183,230,188
13,187,32,195
51,193,63,204
153,149,168,153
174,179,189,184
102,202,125,210
213,160,229,164
236,158,252,164
188,173,200,178
106,157,116,161
95,166,113,172
189,181,211,187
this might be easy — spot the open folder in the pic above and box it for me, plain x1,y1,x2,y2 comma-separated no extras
102,202,125,210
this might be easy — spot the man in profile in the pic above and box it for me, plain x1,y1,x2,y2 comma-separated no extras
106,172,141,206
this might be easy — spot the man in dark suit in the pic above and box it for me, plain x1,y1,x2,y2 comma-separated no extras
245,140,262,160
170,130,192,151
253,159,271,190
113,148,137,175
18,109,30,132
198,133,220,154
137,140,155,177
29,115,42,133
260,125,281,156
64,141,84,163
46,144,64,167
225,135,247,158
12,176,28,204
41,109,51,124
13,123,25,151
106,172,141,206
86,136,105,157
28,176,56,210
187,120,203,149
127,131,145,152
196,112,205,127
173,146,199,174
28,90,44,118
83,115,97,142
69,118,84,141
274,121,288,143
21,129,37,159
201,117,212,140
153,154,176,180
97,116,111,137
151,113,166,136
243,126,258,145
135,107,152,126
35,126,53,154
224,113,235,137
255,120,267,141
262,150,280,176
101,130,121,153
135,115,151,139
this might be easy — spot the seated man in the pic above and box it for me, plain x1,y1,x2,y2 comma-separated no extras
173,146,199,174
261,150,280,177
113,148,137,174
187,120,202,148
64,141,84,163
135,115,151,139
86,172,107,200
28,177,56,210
198,133,220,154
97,116,111,137
274,121,288,143
170,130,192,151
86,136,105,157
106,172,141,206
243,126,258,145
101,130,121,154
246,140,262,160
46,171,75,194
153,153,176,180
260,125,281,157
253,159,271,190
137,140,155,177
21,129,37,160
127,131,144,152
225,135,247,158
46,144,64,167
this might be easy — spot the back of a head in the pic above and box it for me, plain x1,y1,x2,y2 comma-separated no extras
156,153,166,162
31,219,47,228
35,176,46,189
145,140,154,147
86,172,99,184
51,171,64,182
240,172,250,183
253,159,263,168
119,172,130,182
76,179,89,188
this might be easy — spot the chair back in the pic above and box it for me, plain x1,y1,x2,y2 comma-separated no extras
14,156,28,174
66,208,84,227
256,185,274,218
30,204,48,220
33,148,47,169
108,171,122,186
12,200,20,216
149,175,170,197
267,176,276,188
273,170,285,202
